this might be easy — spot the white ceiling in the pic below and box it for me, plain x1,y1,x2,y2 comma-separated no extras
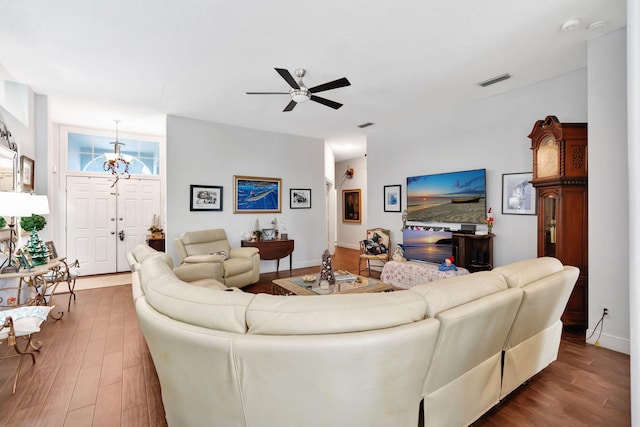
0,0,626,161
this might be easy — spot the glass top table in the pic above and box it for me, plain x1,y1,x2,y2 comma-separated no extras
272,274,397,296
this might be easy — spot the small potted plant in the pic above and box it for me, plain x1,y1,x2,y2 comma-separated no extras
148,225,164,239
148,214,164,238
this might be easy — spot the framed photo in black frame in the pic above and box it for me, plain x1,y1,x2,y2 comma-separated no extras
190,185,223,211
290,188,311,209
384,185,402,212
502,172,536,215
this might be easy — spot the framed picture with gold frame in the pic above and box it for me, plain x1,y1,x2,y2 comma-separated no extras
342,189,361,223
234,175,282,213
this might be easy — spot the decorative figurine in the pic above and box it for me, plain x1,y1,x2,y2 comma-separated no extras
486,207,494,233
320,249,336,284
392,244,406,262
438,256,458,272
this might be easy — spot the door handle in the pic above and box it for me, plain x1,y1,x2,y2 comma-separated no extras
118,230,125,241
111,231,115,235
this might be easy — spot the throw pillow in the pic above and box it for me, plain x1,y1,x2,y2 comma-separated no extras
213,251,227,260
362,239,388,255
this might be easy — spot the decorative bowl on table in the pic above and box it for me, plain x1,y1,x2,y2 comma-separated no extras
302,275,316,282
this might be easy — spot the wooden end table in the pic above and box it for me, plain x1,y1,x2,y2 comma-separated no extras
241,239,295,275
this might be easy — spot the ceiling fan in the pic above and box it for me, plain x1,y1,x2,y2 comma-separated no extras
246,68,351,112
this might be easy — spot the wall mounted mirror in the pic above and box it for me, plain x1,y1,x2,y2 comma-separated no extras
1,119,18,191
1,119,18,242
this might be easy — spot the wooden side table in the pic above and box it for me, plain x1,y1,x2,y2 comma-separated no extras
147,236,166,252
241,239,295,275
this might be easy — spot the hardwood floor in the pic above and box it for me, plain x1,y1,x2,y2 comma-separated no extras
0,247,630,426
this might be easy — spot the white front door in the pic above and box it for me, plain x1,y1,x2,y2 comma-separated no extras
66,176,161,275
66,176,118,275
116,178,161,271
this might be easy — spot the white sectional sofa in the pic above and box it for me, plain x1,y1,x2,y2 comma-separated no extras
129,244,578,427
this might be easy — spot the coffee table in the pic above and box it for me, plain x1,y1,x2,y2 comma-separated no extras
272,274,397,295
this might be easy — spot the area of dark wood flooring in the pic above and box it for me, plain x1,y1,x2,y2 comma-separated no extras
0,247,630,426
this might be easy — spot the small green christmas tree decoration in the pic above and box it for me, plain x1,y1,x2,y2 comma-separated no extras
0,216,6,229
20,214,50,265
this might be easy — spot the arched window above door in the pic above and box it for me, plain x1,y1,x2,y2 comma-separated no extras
67,132,160,175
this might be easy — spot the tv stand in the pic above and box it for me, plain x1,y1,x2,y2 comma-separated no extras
452,233,494,272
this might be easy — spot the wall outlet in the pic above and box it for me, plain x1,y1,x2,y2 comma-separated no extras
601,305,611,319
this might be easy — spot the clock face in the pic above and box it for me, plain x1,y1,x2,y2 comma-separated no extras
537,135,559,178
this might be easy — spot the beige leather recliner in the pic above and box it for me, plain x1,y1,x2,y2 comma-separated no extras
493,257,579,399
127,243,227,290
410,272,523,427
175,229,260,288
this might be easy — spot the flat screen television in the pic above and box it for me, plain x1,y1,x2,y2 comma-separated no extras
406,168,486,225
402,229,453,263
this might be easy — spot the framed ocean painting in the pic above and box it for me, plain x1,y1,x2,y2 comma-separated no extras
234,175,282,213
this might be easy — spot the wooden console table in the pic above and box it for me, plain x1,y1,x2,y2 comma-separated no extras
241,239,295,275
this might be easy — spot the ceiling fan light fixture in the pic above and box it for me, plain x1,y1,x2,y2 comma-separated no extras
290,88,310,103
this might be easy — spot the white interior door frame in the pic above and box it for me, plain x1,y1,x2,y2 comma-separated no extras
325,178,336,254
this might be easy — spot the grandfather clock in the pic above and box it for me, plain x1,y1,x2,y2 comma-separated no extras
529,116,587,328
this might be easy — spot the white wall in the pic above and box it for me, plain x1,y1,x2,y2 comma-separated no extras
166,115,327,272
0,90,35,161
335,155,367,249
587,28,629,352
324,143,337,251
366,32,632,355
367,68,588,266
627,1,639,423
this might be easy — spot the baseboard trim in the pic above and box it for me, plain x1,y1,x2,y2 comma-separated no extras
73,273,131,291
585,330,630,354
337,242,359,250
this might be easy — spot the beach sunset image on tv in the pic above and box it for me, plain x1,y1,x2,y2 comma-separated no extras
406,169,486,224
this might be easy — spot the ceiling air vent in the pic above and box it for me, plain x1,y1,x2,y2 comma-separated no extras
479,73,511,87
358,122,374,128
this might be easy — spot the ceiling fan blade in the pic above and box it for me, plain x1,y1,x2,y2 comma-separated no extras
246,92,289,95
283,100,297,112
310,95,343,109
309,77,351,93
275,68,300,89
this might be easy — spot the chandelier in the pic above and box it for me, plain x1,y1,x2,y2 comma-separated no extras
103,120,131,188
